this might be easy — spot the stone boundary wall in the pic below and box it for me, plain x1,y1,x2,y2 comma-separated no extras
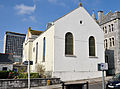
0,78,60,89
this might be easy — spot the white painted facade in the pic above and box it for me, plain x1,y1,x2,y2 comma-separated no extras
0,64,13,71
31,26,54,72
23,6,105,81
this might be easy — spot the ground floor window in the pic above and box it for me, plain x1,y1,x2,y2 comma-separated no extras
2,67,7,71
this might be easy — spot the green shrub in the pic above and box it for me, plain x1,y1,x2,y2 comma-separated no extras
30,73,39,78
16,73,39,79
0,71,9,79
8,71,18,79
17,73,27,79
0,71,40,79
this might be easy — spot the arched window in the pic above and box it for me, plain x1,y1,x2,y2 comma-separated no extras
43,37,46,62
36,42,38,63
89,36,95,56
65,32,73,55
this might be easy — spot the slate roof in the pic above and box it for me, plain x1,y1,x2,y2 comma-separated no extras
30,30,43,35
100,11,120,25
0,53,13,64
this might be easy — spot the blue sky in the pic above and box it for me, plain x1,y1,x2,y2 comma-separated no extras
0,0,120,52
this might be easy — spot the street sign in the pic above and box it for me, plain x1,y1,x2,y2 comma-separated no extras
98,63,108,71
98,63,108,89
23,61,33,65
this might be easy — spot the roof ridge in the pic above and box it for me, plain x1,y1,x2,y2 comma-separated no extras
53,6,81,22
30,29,43,32
102,11,113,20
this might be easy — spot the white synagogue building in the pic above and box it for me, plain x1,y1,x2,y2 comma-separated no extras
23,4,105,81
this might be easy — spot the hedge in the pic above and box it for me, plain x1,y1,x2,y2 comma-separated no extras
16,73,39,79
0,71,40,79
0,71,9,79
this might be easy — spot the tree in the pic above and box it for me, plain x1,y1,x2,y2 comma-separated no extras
35,63,46,78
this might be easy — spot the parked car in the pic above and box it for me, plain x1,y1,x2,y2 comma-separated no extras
106,73,120,89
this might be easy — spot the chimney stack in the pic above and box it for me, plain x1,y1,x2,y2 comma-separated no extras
98,11,103,23
92,10,96,21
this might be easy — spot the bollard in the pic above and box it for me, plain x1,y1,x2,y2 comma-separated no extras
86,81,89,89
62,82,64,89
47,79,50,85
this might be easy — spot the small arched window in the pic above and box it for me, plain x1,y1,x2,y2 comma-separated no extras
89,36,95,56
65,32,73,55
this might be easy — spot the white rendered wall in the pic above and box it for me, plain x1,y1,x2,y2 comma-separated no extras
53,7,104,81
0,64,13,71
22,40,33,62
31,26,54,72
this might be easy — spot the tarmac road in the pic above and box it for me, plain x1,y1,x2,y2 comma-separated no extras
89,81,102,89
22,81,104,89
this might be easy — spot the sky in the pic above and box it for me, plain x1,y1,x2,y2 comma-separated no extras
0,0,120,53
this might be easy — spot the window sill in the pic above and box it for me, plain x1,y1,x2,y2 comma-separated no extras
65,55,76,57
89,56,98,58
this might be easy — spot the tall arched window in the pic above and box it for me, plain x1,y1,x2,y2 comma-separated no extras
89,36,95,56
36,42,38,63
65,32,73,55
43,37,46,62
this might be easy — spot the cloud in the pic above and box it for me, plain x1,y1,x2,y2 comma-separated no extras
29,16,36,22
15,4,36,15
48,0,67,7
22,16,37,22
22,18,27,21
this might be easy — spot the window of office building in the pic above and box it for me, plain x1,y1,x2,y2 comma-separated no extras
111,24,114,31
112,37,115,46
109,38,112,47
109,25,111,32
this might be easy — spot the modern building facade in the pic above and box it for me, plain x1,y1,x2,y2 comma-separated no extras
23,4,105,81
92,10,120,75
3,31,26,63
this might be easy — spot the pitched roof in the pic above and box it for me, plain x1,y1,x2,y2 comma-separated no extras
100,11,120,25
53,7,80,23
5,31,26,36
30,30,43,35
26,27,43,40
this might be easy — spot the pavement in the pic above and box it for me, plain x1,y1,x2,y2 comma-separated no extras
22,76,112,89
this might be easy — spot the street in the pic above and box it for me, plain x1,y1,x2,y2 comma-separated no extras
22,81,104,89
89,82,102,89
